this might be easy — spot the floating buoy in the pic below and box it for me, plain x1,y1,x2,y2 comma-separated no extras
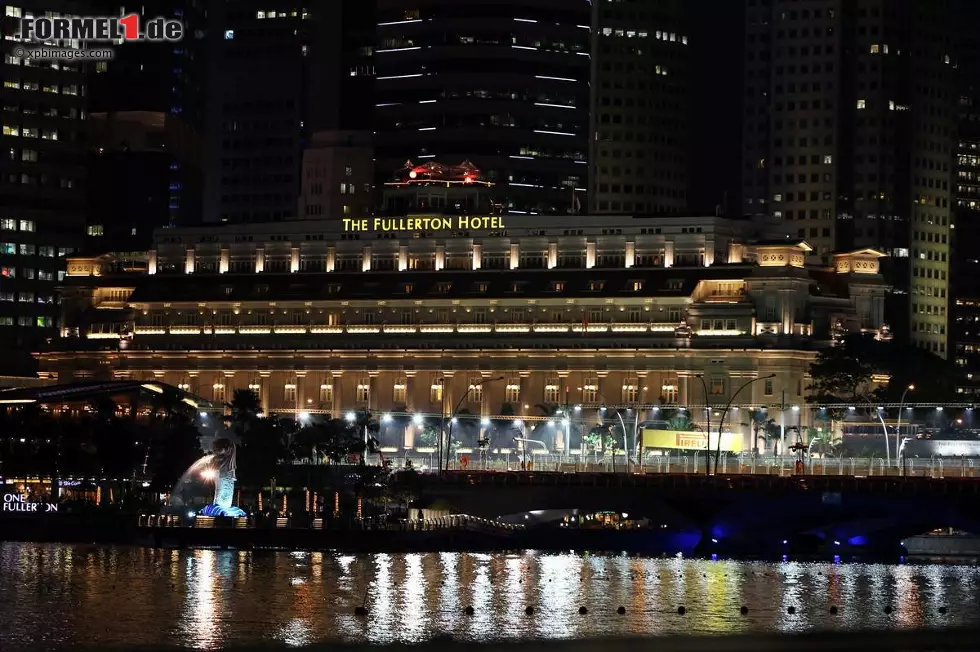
617,606,626,615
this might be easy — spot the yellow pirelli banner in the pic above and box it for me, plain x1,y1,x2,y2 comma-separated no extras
641,429,743,453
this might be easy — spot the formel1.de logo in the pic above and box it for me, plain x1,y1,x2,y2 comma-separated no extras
19,14,184,43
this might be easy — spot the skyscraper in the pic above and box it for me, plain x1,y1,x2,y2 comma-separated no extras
741,0,955,356
373,0,591,215
951,0,980,394
87,0,208,247
1,0,90,371
203,1,375,223
588,0,691,215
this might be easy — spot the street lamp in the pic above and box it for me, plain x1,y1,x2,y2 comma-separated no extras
714,374,777,475
695,374,711,476
857,396,891,467
442,376,504,472
895,384,914,467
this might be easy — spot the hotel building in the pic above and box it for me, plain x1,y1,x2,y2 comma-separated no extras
39,213,888,449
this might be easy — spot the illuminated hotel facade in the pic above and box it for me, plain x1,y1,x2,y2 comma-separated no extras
40,214,888,448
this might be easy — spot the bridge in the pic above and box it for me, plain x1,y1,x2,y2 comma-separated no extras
395,470,980,558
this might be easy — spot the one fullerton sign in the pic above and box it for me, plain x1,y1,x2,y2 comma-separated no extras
2,493,58,513
342,215,507,233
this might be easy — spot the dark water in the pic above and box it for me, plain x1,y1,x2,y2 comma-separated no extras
1,543,978,650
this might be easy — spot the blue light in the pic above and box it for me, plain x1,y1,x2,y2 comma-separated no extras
711,538,718,544
833,540,841,546
781,554,788,561
848,535,868,546
833,555,841,564
782,539,788,545
710,553,718,561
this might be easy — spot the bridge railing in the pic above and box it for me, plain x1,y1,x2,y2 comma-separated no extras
404,469,980,496
391,454,980,479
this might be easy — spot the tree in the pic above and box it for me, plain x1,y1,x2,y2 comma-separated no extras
807,333,878,404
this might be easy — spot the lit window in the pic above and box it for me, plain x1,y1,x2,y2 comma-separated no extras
319,383,333,403
224,29,235,40
430,383,443,403
5,7,23,18
823,155,833,164
544,378,560,404
356,379,370,403
0,218,15,230
505,381,520,404
284,382,297,403
468,378,484,403
393,382,407,405
622,380,639,403
582,380,598,404
764,379,774,396
710,378,724,395
857,99,866,109
256,10,265,18
87,224,104,236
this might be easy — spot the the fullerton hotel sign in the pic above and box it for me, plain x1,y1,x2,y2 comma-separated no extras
342,216,507,233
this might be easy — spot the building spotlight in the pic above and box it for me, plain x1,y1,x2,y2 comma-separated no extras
451,417,458,424
481,417,490,426
413,413,424,425
298,411,310,421
547,420,555,427
199,411,207,418
382,413,392,423
345,411,356,422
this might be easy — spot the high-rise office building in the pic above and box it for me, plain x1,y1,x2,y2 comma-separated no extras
951,0,980,394
589,0,691,215
203,1,376,224
373,0,591,216
741,0,956,357
87,1,208,248
1,0,90,372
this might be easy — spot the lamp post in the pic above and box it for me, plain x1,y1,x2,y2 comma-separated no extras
714,374,776,475
895,384,914,467
695,374,711,476
597,403,633,473
592,388,647,472
858,396,890,468
443,376,504,472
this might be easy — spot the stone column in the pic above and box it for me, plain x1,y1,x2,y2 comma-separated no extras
254,247,265,273
625,241,635,268
361,246,371,272
291,247,300,273
664,240,675,268
219,248,230,274
472,244,482,270
184,248,195,274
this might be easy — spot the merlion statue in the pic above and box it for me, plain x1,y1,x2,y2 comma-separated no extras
199,438,246,518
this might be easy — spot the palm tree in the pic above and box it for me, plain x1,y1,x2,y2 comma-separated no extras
227,388,261,435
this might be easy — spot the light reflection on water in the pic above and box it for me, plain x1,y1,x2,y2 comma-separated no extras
1,543,978,651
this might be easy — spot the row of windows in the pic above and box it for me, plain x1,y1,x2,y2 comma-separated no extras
0,316,53,327
0,266,64,281
2,79,82,96
0,243,57,256
0,291,54,303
